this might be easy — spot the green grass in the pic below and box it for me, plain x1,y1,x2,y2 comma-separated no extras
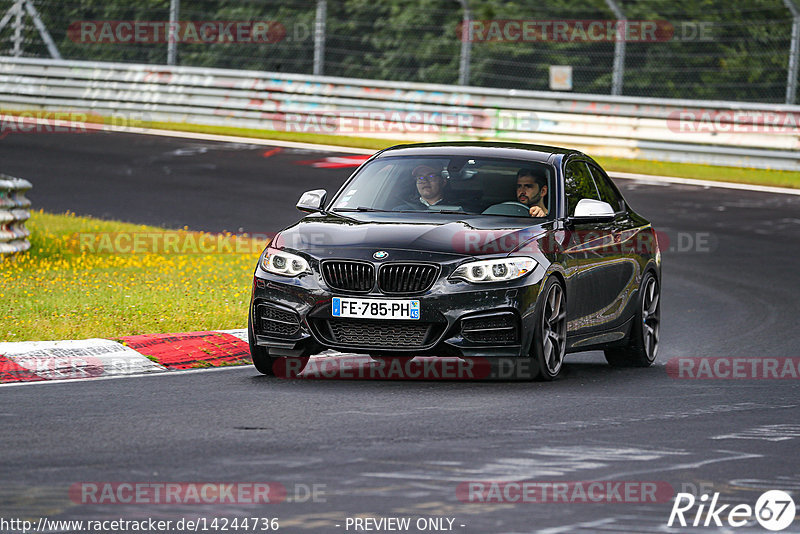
0,211,262,342
3,108,799,189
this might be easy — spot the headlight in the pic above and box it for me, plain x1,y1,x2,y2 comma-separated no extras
450,257,537,283
261,247,311,277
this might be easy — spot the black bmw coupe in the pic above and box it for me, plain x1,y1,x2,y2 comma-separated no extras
249,142,661,380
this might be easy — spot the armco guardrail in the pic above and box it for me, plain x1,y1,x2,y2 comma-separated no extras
1,57,799,170
0,174,32,255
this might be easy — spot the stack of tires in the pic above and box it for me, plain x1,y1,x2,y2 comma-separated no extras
0,174,32,255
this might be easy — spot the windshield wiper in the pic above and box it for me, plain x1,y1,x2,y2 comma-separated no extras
333,207,471,215
429,209,470,215
332,206,391,213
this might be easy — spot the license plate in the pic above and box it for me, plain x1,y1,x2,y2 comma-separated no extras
332,297,420,320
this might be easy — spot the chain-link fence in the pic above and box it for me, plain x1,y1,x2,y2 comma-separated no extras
1,0,798,104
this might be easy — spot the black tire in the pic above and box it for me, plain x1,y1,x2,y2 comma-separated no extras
248,314,275,376
531,276,568,381
503,276,567,381
604,271,660,367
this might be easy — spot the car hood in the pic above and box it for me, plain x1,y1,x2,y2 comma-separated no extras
274,212,549,258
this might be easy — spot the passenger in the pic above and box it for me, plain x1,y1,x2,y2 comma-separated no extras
516,168,549,217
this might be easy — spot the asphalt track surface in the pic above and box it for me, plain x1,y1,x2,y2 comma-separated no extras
2,131,800,533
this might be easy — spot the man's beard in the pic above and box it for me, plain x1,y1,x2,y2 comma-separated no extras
519,190,542,206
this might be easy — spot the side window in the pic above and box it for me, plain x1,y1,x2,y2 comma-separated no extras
588,164,625,213
564,160,599,216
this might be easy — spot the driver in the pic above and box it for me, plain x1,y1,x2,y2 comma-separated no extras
516,168,548,217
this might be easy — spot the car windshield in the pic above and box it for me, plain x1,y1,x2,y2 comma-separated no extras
329,156,556,218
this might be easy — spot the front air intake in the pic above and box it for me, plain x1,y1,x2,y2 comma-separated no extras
461,313,519,344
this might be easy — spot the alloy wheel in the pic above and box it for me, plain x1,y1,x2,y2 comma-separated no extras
541,283,567,375
641,276,660,361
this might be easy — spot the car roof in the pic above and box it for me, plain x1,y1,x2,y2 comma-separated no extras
373,141,584,163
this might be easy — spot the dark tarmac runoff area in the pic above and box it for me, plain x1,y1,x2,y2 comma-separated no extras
1,130,800,533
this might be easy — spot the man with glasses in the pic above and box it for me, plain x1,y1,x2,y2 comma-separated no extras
413,164,448,207
394,164,457,211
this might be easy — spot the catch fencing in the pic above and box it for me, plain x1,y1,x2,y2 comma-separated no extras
1,0,799,104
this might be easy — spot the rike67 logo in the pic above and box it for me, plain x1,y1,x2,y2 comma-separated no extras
668,490,796,531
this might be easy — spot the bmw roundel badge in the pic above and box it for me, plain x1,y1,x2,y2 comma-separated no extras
373,251,389,260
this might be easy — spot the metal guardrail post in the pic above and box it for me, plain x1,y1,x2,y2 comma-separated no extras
456,0,471,86
168,0,179,66
11,0,23,57
0,174,32,255
784,0,800,105
604,0,626,96
313,0,327,76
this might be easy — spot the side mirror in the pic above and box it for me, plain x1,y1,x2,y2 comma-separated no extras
296,189,327,213
570,198,615,222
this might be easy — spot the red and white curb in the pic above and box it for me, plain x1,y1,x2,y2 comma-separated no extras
0,329,251,384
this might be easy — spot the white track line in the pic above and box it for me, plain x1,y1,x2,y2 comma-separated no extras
611,171,800,196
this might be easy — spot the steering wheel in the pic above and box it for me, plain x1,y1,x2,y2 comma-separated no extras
482,201,531,216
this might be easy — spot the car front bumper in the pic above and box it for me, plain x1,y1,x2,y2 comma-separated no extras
250,271,546,359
